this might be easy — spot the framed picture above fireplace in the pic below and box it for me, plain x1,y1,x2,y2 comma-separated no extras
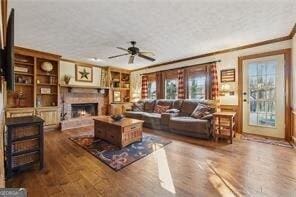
113,91,121,102
75,64,93,82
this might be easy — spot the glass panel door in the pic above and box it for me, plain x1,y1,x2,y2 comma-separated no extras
242,55,285,138
248,60,276,127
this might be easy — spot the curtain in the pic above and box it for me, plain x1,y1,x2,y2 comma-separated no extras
210,63,219,100
141,75,148,99
177,69,185,99
156,72,164,99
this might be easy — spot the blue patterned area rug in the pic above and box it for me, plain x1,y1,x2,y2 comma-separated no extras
69,135,172,171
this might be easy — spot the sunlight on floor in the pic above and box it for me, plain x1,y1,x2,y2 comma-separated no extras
155,148,176,194
207,161,242,197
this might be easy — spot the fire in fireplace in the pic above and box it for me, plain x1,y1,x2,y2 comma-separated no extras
71,103,98,118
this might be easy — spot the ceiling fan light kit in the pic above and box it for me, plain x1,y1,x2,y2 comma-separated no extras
108,41,155,64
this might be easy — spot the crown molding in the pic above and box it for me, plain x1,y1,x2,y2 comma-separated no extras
132,23,296,72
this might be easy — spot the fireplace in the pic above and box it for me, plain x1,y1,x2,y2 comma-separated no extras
71,103,98,118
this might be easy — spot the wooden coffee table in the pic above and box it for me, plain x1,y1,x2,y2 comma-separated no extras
93,116,144,148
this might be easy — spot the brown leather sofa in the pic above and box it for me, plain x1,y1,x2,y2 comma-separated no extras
124,99,216,139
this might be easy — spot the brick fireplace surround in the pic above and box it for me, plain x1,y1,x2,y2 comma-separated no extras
59,87,108,131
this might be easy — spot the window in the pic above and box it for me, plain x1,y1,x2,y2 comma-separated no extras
147,81,156,99
165,79,178,99
188,75,206,99
248,61,276,127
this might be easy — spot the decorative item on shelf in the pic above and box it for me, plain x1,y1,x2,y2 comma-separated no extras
14,66,28,73
121,75,129,81
113,91,121,102
75,64,93,82
40,88,51,94
49,76,56,84
221,69,235,82
14,91,25,107
123,96,130,102
24,78,32,84
123,83,130,88
111,114,124,121
99,89,105,95
41,61,54,73
36,79,40,84
16,76,23,83
63,75,71,85
36,95,41,107
51,102,56,106
112,81,120,88
15,58,29,63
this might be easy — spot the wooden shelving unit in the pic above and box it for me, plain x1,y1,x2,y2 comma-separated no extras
6,47,61,129
5,116,44,178
100,67,132,115
109,68,131,103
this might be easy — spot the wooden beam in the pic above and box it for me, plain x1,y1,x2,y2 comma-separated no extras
289,23,296,39
1,0,7,48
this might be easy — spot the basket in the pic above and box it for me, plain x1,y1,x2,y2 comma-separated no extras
12,151,39,168
11,125,39,141
12,138,39,154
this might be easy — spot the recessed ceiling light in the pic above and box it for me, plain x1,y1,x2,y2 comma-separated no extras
89,57,103,62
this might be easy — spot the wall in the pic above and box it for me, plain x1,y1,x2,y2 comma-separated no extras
59,60,102,86
131,40,292,105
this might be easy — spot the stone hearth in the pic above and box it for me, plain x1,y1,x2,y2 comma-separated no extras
59,87,108,131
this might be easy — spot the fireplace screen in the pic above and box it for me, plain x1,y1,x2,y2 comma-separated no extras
71,103,98,118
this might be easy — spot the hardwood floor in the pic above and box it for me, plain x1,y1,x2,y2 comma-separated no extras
6,127,296,197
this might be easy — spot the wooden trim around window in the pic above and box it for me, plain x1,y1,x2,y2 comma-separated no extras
238,49,292,141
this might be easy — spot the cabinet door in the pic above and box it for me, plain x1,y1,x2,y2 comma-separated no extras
6,109,35,118
36,109,58,126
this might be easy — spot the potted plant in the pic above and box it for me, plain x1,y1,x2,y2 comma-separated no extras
63,75,71,85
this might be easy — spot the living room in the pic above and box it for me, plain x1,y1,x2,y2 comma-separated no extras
0,0,295,196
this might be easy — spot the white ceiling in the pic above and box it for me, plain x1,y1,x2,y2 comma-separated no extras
9,0,296,70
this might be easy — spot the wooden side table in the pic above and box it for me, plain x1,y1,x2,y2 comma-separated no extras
213,112,236,144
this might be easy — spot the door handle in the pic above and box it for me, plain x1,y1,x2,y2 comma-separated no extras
243,99,247,102
243,92,247,95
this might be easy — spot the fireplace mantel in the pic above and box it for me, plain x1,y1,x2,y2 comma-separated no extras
60,84,109,90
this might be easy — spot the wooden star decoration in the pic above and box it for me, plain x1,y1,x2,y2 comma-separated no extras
79,68,90,79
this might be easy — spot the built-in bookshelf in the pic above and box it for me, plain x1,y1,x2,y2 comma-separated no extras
8,53,35,108
109,68,131,103
6,46,61,129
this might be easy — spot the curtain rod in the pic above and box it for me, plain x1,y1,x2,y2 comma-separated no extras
140,60,221,76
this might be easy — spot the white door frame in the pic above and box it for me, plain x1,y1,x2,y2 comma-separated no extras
238,49,291,140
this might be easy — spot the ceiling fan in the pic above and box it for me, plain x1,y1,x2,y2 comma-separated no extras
108,41,155,64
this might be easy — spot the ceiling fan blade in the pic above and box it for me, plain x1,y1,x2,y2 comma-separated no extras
108,53,129,59
139,51,155,56
116,47,130,52
138,54,155,62
128,55,135,64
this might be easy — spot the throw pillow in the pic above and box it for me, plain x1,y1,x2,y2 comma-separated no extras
132,102,144,112
154,105,170,114
165,108,180,113
191,104,211,119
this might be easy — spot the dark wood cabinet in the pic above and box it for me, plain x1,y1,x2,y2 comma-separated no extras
5,116,44,178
